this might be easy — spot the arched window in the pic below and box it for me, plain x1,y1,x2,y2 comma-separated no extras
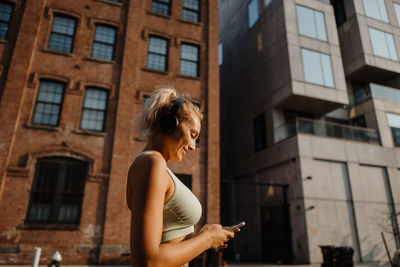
26,157,88,225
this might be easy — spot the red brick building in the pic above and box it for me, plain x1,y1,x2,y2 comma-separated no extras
0,0,220,264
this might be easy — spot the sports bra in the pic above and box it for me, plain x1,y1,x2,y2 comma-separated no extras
127,151,202,243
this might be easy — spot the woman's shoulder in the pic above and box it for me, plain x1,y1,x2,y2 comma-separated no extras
129,151,167,175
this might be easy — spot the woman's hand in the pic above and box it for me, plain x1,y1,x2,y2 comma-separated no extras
199,224,235,249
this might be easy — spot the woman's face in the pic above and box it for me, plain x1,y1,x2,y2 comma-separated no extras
167,113,201,162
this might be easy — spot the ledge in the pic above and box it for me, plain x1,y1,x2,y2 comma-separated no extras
147,10,171,20
23,123,60,132
84,56,115,65
141,67,168,75
95,0,122,7
72,129,107,137
6,166,29,178
176,74,200,80
178,18,202,27
20,223,80,231
40,48,73,57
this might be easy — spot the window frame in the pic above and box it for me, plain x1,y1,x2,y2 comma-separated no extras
25,157,88,225
80,87,109,132
180,42,200,77
301,48,335,88
0,1,14,40
151,0,171,16
32,80,66,127
147,35,169,71
368,27,398,61
254,113,267,152
91,23,117,61
182,0,201,23
247,0,259,28
296,5,328,42
362,0,389,23
48,13,77,53
387,113,400,147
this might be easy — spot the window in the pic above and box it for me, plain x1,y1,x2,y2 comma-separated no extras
80,88,108,132
296,5,327,41
32,80,65,126
147,36,168,71
0,2,13,40
254,113,267,152
176,174,192,189
248,0,259,28
180,43,199,77
91,24,116,60
48,15,77,53
387,113,400,146
152,0,171,16
182,0,200,23
301,48,334,87
26,157,87,225
219,43,223,65
369,28,398,61
362,0,388,22
394,3,400,26
332,0,346,27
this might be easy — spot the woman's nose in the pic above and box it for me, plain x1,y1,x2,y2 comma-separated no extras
189,141,196,151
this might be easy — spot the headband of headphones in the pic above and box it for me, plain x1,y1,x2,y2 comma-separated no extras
171,97,184,115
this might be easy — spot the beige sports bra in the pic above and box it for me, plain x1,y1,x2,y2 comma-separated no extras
128,151,202,243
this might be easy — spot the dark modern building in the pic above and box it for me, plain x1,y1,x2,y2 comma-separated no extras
219,0,400,264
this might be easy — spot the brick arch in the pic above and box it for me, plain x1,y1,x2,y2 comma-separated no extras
27,148,95,177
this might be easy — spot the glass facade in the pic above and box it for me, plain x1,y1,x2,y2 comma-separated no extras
48,15,77,53
248,0,259,28
394,3,400,26
80,88,108,132
301,48,334,87
296,5,327,41
147,36,168,71
183,0,200,23
180,43,199,77
0,2,13,39
369,28,398,61
362,0,389,22
92,24,116,61
33,80,65,126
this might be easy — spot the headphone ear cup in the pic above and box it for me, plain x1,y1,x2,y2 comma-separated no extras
160,114,179,133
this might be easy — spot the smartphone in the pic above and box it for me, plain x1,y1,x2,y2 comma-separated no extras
226,221,246,231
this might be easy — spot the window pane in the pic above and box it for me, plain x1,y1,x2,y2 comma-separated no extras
94,25,116,44
248,0,259,28
147,37,168,71
219,43,223,65
80,89,108,131
0,2,12,39
387,113,400,128
254,113,267,152
48,15,76,52
183,0,200,22
321,53,334,87
33,81,65,126
152,0,170,16
362,0,389,22
301,48,334,87
369,28,398,61
395,3,400,26
180,43,199,77
297,5,327,41
27,158,87,224
183,9,199,22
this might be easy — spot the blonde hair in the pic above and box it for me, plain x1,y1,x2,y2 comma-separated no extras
136,87,202,137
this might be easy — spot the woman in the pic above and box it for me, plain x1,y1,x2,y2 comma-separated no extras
126,88,236,267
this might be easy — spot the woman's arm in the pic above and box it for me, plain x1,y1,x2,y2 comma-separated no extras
128,154,233,267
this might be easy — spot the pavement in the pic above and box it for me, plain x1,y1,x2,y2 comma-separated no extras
0,264,391,267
